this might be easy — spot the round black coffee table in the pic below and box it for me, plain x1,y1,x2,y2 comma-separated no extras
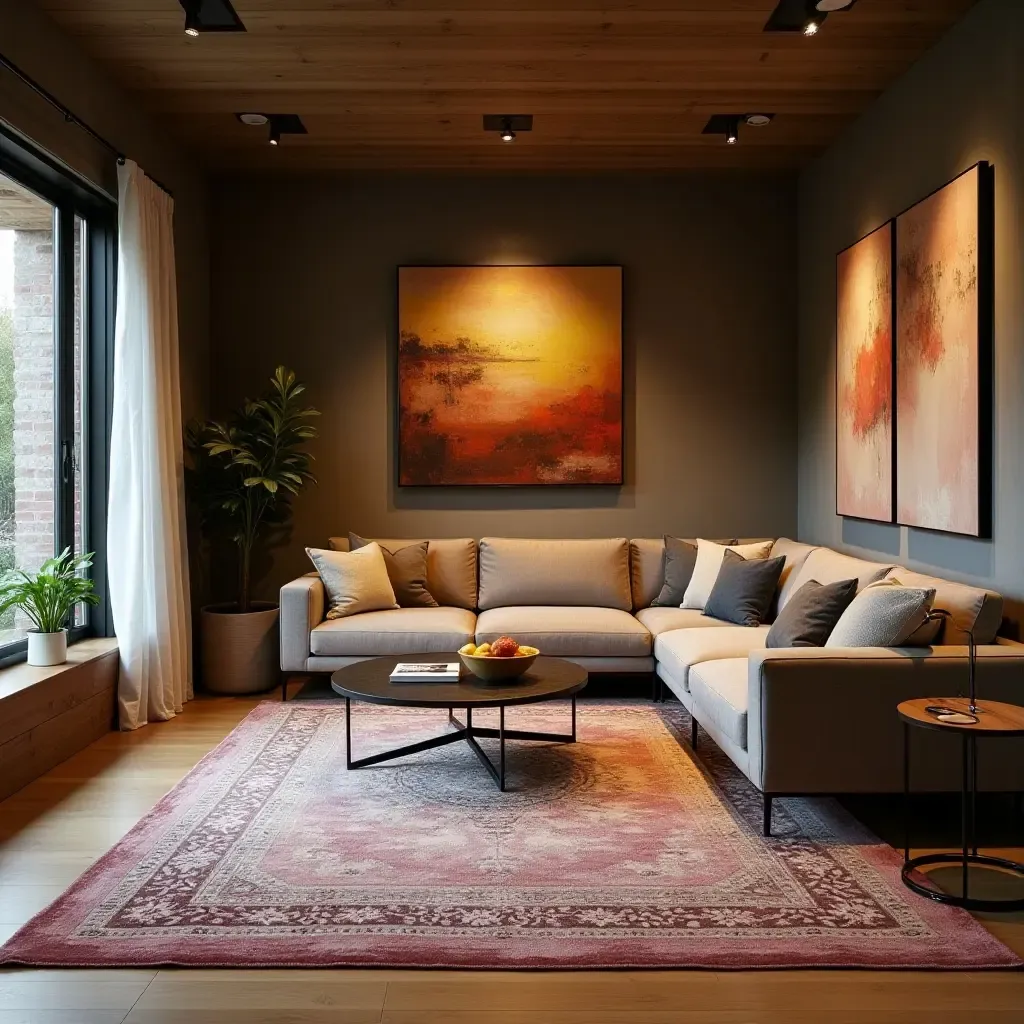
331,654,588,791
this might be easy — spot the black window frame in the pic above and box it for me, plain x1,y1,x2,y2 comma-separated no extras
0,123,116,667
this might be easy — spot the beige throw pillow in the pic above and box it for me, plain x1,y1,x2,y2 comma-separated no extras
306,543,399,619
681,539,774,611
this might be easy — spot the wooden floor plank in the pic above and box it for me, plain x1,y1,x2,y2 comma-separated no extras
0,1012,127,1024
0,977,151,1010
132,972,387,1012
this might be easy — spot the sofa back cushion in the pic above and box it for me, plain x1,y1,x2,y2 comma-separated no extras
770,538,819,610
629,537,744,610
478,537,631,610
782,547,893,610
886,568,1003,645
329,536,477,610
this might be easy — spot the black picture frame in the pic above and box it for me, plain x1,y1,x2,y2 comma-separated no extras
834,218,897,526
893,161,994,539
395,264,625,489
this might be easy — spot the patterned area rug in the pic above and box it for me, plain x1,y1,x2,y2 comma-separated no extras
1,702,1019,969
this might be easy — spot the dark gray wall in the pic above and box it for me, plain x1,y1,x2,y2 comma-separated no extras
211,173,798,599
798,0,1024,625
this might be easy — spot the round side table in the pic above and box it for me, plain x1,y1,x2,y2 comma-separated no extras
898,697,1024,912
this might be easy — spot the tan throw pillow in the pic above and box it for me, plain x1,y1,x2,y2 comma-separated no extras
306,543,398,619
348,533,438,608
681,539,774,611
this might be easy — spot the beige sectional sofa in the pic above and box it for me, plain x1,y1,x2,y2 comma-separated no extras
280,535,1024,830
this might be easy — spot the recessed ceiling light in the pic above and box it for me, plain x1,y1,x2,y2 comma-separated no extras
744,114,773,127
237,113,268,126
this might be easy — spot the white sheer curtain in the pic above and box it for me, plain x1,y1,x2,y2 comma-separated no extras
109,160,193,730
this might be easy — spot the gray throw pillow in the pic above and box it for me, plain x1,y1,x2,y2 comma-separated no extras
704,550,786,627
825,580,936,648
348,533,438,608
766,578,857,648
652,536,698,607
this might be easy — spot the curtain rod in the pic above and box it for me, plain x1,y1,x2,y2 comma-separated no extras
0,51,174,199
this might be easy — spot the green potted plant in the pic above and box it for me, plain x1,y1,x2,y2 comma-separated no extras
186,366,318,694
0,549,99,666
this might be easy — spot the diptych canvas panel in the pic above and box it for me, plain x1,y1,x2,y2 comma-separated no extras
895,164,991,537
836,223,893,522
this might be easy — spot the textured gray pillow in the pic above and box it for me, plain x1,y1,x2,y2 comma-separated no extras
825,580,936,648
349,533,438,608
651,536,698,607
704,549,786,627
766,578,857,648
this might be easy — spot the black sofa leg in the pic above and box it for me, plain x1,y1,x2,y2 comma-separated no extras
690,717,698,749
763,794,773,837
651,672,659,703
281,674,289,702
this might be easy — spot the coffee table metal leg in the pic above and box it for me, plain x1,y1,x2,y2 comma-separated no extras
499,705,506,791
571,696,576,742
345,697,352,770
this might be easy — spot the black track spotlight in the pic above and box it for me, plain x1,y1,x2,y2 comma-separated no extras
183,0,201,36
764,0,856,33
177,0,246,36
483,114,533,141
268,125,281,146
803,10,824,36
725,117,740,146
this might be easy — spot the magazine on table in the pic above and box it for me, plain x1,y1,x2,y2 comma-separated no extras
389,662,461,683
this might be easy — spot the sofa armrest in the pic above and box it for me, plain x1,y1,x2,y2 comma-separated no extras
746,645,1024,794
280,573,325,671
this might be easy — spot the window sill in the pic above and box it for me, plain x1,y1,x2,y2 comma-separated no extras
0,637,119,800
0,636,119,703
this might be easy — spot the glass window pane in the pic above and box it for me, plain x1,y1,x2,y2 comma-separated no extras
74,214,87,626
0,171,57,643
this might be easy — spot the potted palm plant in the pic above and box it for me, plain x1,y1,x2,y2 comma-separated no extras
186,366,318,694
0,549,99,666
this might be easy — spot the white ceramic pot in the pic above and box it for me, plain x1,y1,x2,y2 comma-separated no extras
27,628,68,667
200,601,280,695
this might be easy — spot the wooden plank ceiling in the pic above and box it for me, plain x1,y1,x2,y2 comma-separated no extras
34,0,978,172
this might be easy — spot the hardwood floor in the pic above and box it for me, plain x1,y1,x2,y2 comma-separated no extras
0,689,1022,1024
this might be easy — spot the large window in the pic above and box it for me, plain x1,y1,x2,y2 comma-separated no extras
0,128,115,663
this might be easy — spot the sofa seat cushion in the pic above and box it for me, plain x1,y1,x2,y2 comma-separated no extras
475,606,652,658
654,625,769,691
689,659,748,749
635,607,736,637
310,607,476,656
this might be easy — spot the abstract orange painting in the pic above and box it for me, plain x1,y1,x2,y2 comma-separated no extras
895,164,991,537
836,222,893,522
398,266,623,485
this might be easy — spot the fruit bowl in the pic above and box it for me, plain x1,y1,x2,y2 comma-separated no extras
459,638,539,682
460,650,539,682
